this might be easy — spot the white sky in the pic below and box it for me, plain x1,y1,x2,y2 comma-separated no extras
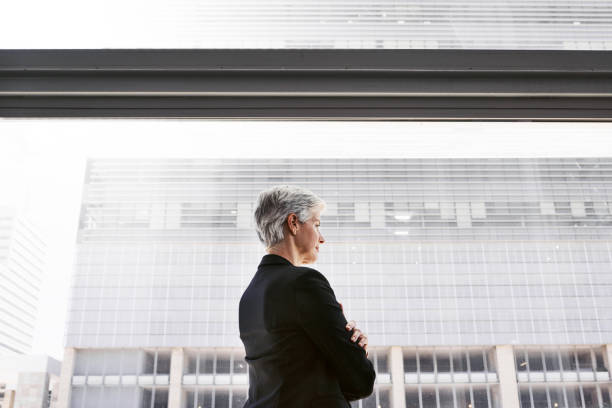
1,119,611,361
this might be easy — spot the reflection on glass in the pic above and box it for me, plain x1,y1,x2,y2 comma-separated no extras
153,389,168,408
406,388,419,408
437,352,451,372
544,352,560,371
473,388,489,408
216,356,231,374
215,390,229,408
548,387,566,408
199,353,214,374
422,387,437,408
519,388,531,408
531,388,548,408
453,352,468,373
156,353,171,375
231,390,248,408
405,354,418,372
469,351,485,372
420,354,435,372
377,352,389,373
439,388,453,407
565,385,583,408
527,352,544,371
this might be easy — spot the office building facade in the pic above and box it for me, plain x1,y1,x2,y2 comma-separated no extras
59,158,612,408
0,209,45,356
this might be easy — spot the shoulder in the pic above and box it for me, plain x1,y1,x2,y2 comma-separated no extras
293,266,332,290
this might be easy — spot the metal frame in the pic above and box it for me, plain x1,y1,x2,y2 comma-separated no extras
1,49,612,119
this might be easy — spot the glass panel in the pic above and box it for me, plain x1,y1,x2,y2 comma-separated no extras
544,352,560,371
439,388,454,408
576,351,593,370
196,390,212,407
378,388,391,408
548,387,566,408
377,352,389,373
436,351,451,373
363,391,377,408
153,389,168,408
519,388,532,408
405,354,418,372
559,351,575,371
231,389,248,408
140,389,153,408
565,386,583,408
531,388,548,408
420,353,435,372
156,353,171,375
594,349,607,372
186,353,197,374
184,391,195,408
582,386,598,408
216,355,231,374
473,388,489,408
453,352,468,373
232,352,247,374
406,388,420,408
527,352,544,372
422,388,437,408
143,352,156,375
214,390,229,408
469,351,485,372
601,385,611,408
199,353,214,374
455,387,470,408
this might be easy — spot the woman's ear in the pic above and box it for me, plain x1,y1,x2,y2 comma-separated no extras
287,213,298,235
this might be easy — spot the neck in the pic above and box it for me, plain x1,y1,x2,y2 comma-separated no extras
267,243,300,266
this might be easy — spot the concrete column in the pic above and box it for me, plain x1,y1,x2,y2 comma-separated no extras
168,347,184,408
390,346,406,408
605,344,612,375
56,347,75,408
3,389,16,408
495,345,520,408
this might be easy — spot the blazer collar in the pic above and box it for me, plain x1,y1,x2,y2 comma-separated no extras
258,254,294,267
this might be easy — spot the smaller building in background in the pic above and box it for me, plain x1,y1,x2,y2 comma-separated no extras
0,355,61,408
0,208,46,356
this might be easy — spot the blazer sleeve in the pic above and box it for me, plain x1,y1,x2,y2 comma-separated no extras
294,268,376,401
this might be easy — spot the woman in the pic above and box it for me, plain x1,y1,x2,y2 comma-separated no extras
239,185,375,408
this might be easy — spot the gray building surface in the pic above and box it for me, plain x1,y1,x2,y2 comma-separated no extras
59,158,612,408
0,354,61,408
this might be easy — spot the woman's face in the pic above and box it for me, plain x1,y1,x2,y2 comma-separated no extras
295,209,325,264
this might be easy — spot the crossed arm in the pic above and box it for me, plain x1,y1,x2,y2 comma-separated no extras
294,269,376,401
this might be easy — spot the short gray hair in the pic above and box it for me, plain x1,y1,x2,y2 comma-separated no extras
254,185,325,248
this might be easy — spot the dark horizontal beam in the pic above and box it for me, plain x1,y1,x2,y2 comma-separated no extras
2,49,612,120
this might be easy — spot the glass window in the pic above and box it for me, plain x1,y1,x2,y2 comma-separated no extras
377,352,389,373
216,355,231,374
196,390,213,407
143,352,156,375
565,386,583,408
469,351,485,372
378,388,391,408
439,388,454,408
215,390,230,408
544,351,561,371
531,388,548,408
156,352,171,375
199,352,214,374
406,388,419,408
594,349,607,372
453,352,468,373
559,350,575,371
231,389,248,408
527,351,544,372
420,353,435,372
519,388,532,408
421,388,437,408
153,388,168,408
576,350,593,370
548,387,566,408
473,388,489,408
436,351,451,373
582,386,598,408
405,353,418,372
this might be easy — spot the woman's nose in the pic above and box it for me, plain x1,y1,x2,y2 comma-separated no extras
319,234,325,243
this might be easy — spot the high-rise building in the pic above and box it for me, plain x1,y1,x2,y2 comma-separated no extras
58,158,612,408
0,209,45,356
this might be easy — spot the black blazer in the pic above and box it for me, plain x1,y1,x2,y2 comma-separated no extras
239,254,376,408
